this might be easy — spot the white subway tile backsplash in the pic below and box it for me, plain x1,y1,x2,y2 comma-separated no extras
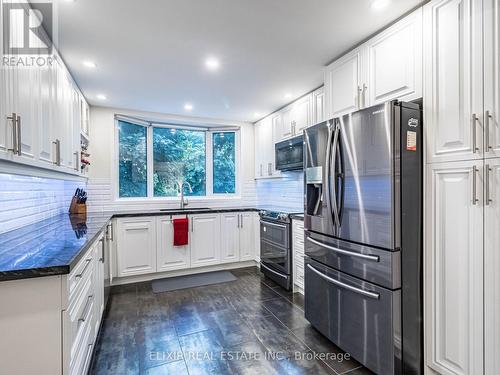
0,174,85,234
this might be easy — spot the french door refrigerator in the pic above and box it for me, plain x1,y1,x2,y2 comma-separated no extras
303,100,422,375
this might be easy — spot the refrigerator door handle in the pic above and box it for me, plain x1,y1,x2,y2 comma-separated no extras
307,264,380,299
331,126,340,228
306,236,380,262
324,122,334,225
335,127,345,225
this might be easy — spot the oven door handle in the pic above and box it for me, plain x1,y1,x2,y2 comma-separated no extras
261,262,288,279
260,220,288,230
307,264,380,300
306,236,379,262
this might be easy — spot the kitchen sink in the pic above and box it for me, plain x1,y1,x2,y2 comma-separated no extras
159,207,212,212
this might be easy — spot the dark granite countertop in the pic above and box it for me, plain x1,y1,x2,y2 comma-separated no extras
0,206,287,282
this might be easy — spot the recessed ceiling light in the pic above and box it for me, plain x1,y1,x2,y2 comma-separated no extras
254,112,261,117
205,57,220,71
184,103,193,111
96,94,107,100
284,93,292,99
371,0,390,10
82,61,96,68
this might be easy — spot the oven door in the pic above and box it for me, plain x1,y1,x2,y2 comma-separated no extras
260,239,291,275
260,219,289,248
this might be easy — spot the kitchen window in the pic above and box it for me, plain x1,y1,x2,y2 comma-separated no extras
117,119,238,198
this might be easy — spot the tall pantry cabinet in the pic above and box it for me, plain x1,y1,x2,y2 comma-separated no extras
424,0,500,374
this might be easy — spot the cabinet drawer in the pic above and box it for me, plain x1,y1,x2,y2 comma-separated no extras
67,272,94,368
70,311,94,375
68,247,95,301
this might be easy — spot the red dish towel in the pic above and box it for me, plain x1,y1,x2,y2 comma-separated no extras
173,218,189,246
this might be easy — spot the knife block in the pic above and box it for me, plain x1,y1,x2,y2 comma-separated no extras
69,197,87,214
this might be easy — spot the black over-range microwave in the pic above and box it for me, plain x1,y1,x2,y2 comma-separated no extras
275,135,303,171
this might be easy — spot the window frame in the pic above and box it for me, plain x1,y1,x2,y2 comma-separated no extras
114,118,241,201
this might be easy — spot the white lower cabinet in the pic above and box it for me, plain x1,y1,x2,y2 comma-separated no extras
239,212,255,261
156,215,190,272
221,213,240,263
116,217,157,277
425,160,484,375
190,213,221,267
221,212,256,263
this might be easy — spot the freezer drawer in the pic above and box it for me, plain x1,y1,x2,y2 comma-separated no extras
304,258,401,375
305,231,400,289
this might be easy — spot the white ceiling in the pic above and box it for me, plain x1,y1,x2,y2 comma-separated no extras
56,0,424,123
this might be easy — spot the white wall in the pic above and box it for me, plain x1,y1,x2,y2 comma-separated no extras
87,106,257,212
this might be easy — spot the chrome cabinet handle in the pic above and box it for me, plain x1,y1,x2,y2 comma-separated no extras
16,115,21,155
106,223,114,241
307,264,379,299
356,86,362,109
99,237,105,263
472,114,480,153
240,214,243,228
75,258,92,278
53,139,61,165
307,236,379,261
260,164,263,177
472,166,479,205
362,84,367,108
78,295,94,323
268,162,272,176
7,113,18,154
83,343,93,373
486,164,492,205
74,151,79,171
486,110,493,151
237,214,240,228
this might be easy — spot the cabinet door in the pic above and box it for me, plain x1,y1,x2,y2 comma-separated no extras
324,48,363,118
254,119,264,178
485,159,500,375
279,107,293,141
366,8,423,106
292,94,312,134
424,0,483,163
15,58,37,162
156,216,190,272
38,62,55,164
239,212,255,261
484,0,500,158
220,213,240,263
425,160,483,375
312,86,326,125
190,214,221,267
116,218,156,277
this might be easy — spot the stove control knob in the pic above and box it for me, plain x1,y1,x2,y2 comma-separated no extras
278,213,288,221
259,210,267,216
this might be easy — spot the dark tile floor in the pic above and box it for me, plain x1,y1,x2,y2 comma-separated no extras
89,267,373,375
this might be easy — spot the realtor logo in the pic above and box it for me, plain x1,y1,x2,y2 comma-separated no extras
2,1,53,55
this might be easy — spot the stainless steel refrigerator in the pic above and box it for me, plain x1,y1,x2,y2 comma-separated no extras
303,100,422,375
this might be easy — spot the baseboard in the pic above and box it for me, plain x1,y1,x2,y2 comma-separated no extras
111,260,258,286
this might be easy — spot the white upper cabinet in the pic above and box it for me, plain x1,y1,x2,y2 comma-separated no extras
190,214,221,267
424,0,483,163
312,86,326,125
279,107,293,141
425,160,484,375
254,115,280,179
291,94,312,135
156,216,190,272
220,213,240,263
484,0,500,158
365,8,423,106
116,217,157,277
325,48,363,118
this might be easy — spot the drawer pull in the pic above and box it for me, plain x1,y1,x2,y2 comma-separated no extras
75,258,92,278
82,343,93,373
261,263,288,279
307,264,379,300
78,295,94,323
307,237,379,262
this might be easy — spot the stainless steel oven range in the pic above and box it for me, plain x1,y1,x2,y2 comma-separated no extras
259,209,296,290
